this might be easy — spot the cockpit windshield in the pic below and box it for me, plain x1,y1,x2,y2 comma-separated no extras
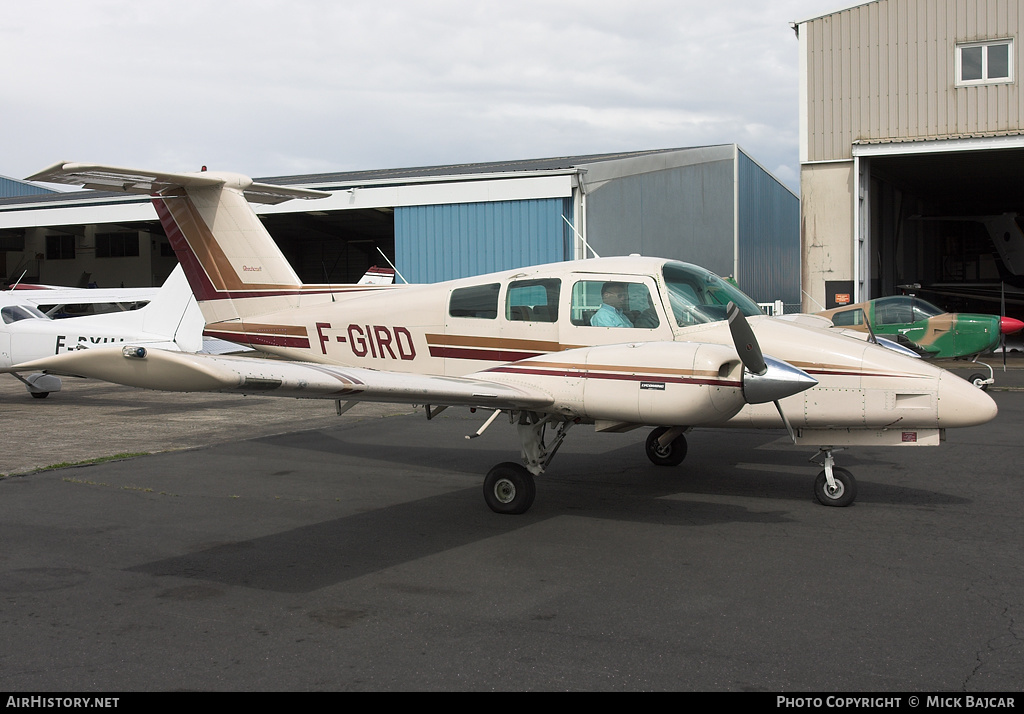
662,261,763,326
872,296,945,325
1,304,50,324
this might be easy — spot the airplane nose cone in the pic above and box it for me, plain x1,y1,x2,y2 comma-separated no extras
937,371,998,427
999,316,1024,334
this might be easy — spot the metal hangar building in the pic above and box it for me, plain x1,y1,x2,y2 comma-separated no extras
797,0,1024,316
0,145,798,307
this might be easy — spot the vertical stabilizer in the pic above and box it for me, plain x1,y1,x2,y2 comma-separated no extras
154,181,307,323
139,264,204,352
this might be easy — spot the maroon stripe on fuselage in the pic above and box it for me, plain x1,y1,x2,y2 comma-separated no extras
203,330,311,348
428,346,545,362
487,365,741,388
154,196,222,302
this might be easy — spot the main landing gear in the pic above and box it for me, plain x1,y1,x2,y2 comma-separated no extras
478,411,574,515
644,427,688,466
968,359,994,391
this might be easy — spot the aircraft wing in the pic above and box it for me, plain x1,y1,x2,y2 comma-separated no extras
13,287,159,308
1,346,554,410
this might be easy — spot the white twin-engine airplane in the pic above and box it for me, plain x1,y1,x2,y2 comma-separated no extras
5,161,998,514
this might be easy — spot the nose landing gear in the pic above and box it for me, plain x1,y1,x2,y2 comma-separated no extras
811,448,857,507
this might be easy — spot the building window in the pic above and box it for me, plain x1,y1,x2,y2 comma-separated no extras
957,40,1013,86
95,232,140,258
45,234,75,260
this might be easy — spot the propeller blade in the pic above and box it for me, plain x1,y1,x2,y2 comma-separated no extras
726,302,766,375
725,302,817,404
1002,281,1007,372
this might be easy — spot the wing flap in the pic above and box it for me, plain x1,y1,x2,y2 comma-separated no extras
3,347,554,408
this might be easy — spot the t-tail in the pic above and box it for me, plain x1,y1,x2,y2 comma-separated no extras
24,162,340,328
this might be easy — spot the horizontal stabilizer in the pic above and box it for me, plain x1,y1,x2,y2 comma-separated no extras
26,161,331,204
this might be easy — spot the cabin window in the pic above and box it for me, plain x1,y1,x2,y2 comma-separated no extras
449,283,500,319
2,305,48,324
570,280,659,328
957,40,1013,86
506,279,560,322
831,309,864,327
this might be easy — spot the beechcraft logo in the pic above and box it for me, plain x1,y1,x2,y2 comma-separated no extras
640,382,666,391
242,265,263,272
902,432,917,442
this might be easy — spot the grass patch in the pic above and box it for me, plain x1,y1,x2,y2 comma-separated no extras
14,452,151,477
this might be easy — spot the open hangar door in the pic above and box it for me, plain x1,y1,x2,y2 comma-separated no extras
130,207,397,286
861,145,1024,322
260,208,396,284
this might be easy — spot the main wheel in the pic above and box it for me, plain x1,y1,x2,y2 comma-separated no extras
483,462,536,515
968,373,989,390
30,391,49,399
645,427,687,467
813,467,857,507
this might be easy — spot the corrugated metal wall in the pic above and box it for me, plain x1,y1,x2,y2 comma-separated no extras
394,198,572,283
0,177,54,199
585,158,736,277
804,0,1024,162
737,150,801,306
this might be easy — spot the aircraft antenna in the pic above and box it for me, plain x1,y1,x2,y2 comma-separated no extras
9,270,27,291
801,289,825,311
562,215,600,259
376,247,409,285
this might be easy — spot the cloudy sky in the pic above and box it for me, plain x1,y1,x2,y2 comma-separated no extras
3,1,851,193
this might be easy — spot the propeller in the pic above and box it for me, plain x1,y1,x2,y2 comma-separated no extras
727,302,817,442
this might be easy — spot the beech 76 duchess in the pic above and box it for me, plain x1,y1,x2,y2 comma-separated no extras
4,161,998,514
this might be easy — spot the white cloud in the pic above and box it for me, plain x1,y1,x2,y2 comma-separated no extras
2,1,843,191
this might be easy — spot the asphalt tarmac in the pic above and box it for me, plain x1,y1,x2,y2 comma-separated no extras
1,366,1022,692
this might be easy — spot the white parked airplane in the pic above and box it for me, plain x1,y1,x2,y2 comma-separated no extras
1,264,204,397
4,161,998,513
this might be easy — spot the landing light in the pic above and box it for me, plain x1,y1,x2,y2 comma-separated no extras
122,346,147,359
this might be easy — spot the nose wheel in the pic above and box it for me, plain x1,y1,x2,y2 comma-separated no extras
811,448,857,507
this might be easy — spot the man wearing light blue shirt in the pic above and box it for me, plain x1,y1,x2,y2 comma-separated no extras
590,282,633,327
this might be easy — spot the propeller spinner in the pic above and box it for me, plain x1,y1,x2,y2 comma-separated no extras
727,303,818,441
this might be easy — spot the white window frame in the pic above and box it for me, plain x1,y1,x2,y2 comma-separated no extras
956,39,1014,87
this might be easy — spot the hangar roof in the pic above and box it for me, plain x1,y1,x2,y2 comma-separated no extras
262,146,720,186
0,146,729,210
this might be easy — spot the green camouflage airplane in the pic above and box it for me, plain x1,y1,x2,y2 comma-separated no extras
818,296,1023,387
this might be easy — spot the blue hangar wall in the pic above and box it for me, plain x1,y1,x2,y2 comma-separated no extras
735,149,800,309
395,198,574,284
391,148,798,305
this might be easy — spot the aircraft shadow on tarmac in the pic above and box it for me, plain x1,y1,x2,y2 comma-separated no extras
127,484,792,594
127,414,968,594
252,412,972,508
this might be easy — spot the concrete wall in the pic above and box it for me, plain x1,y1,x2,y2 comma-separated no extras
800,162,855,311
